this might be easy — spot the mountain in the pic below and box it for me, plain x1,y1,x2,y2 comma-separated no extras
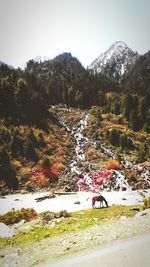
0,60,13,69
90,41,138,81
32,56,50,63
25,52,90,106
26,52,85,77
0,60,8,66
122,50,150,94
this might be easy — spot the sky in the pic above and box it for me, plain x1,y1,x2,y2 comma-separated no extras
0,0,150,68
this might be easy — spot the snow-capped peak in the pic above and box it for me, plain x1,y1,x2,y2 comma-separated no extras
90,41,138,80
103,41,128,60
33,56,50,63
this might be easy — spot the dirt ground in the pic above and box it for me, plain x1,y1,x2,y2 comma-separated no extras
40,234,150,267
0,209,150,267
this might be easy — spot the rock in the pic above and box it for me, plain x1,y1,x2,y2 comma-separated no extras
92,218,98,221
74,201,81,204
44,233,50,238
50,221,55,228
0,223,15,238
43,212,55,221
140,213,148,216
135,208,150,218
55,218,62,223
122,187,127,191
72,241,77,245
130,208,140,212
13,219,26,229
65,247,71,251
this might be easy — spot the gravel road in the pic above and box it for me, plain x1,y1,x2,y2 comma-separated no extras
42,234,150,267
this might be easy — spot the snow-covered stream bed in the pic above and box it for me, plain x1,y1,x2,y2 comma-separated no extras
64,111,133,191
0,189,150,215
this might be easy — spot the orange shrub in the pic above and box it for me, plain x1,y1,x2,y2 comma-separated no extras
50,162,64,176
86,148,99,161
68,113,81,123
105,160,120,170
11,159,22,170
126,171,137,182
50,155,66,164
89,114,97,124
19,166,31,177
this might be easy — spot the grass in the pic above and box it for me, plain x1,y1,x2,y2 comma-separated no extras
143,197,150,209
0,205,140,249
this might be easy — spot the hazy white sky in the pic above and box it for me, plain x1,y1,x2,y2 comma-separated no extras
0,0,150,68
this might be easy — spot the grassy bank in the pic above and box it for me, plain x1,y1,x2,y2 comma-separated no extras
0,205,140,249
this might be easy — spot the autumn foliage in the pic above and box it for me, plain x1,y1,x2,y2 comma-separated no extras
27,162,64,188
105,160,120,170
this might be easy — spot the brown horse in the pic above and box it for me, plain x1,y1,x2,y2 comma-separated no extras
92,195,108,208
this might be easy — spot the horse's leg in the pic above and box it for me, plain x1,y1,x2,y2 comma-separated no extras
104,199,108,207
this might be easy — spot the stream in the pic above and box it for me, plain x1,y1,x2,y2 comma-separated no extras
62,110,131,192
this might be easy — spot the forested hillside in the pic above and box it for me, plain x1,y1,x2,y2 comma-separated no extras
26,52,119,107
122,51,150,95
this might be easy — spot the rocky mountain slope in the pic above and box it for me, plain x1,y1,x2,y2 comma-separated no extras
90,41,138,80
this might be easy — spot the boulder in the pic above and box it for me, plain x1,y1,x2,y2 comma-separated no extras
74,201,81,204
43,212,55,221
0,222,15,238
135,208,150,218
